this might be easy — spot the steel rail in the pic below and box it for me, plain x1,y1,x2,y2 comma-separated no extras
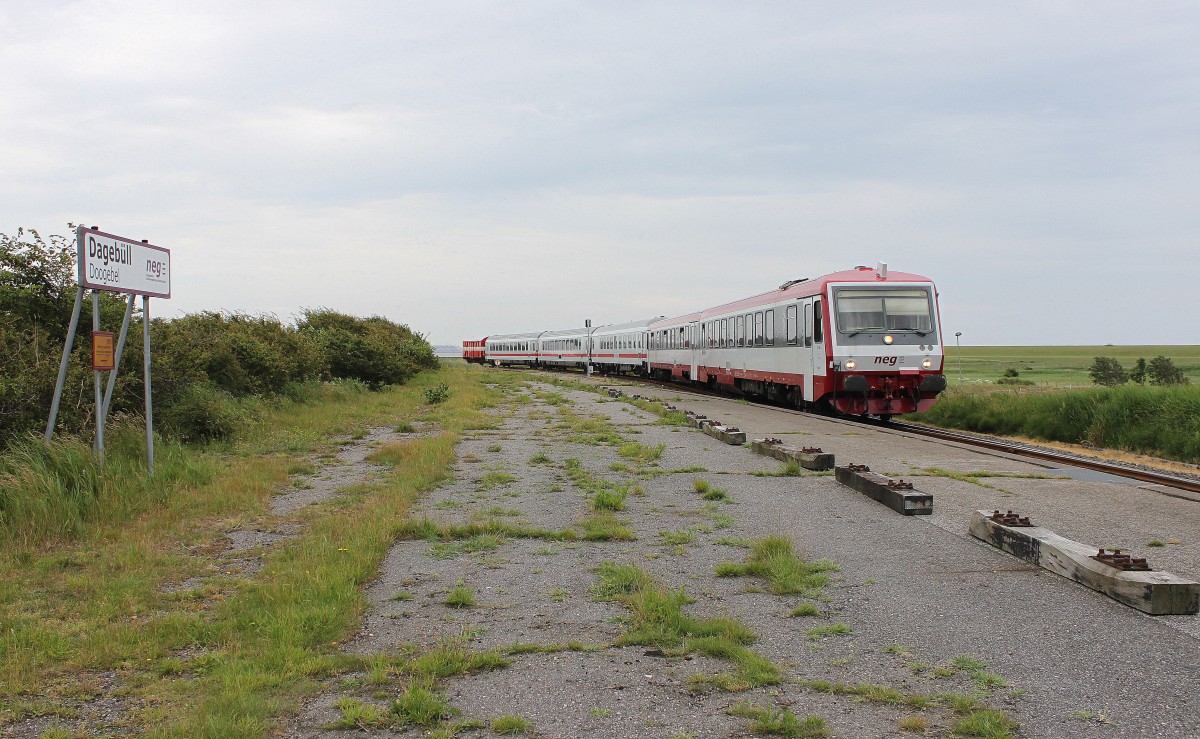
880,420,1200,495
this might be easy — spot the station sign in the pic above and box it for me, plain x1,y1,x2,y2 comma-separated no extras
77,226,171,298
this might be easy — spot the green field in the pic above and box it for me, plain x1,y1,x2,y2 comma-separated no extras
943,345,1200,387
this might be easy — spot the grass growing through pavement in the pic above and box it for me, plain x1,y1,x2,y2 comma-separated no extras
693,478,730,501
592,562,780,692
491,714,533,734
728,701,829,738
0,363,518,736
326,638,509,733
445,581,476,608
477,471,517,490
592,486,629,511
715,535,839,596
554,407,624,446
563,458,637,539
618,441,665,465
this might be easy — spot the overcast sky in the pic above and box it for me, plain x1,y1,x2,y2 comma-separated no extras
3,1,1197,346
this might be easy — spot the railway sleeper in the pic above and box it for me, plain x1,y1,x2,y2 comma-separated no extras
969,510,1199,616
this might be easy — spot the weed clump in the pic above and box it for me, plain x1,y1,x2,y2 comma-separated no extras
693,478,730,501
445,581,475,608
492,714,532,734
592,483,630,511
592,562,780,691
715,535,838,596
728,701,830,737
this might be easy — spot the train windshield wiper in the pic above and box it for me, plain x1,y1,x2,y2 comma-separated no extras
847,328,884,337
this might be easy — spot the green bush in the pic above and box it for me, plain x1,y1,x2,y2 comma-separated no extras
3,227,439,447
1148,355,1188,386
157,383,246,443
298,309,438,389
914,386,1200,464
1088,357,1127,387
423,383,450,404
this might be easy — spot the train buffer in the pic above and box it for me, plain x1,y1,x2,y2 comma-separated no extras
751,438,835,471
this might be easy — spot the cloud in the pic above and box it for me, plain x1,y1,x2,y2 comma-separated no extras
2,1,1198,345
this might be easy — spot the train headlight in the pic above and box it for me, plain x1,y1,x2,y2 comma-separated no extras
845,359,857,370
922,358,932,369
883,335,894,345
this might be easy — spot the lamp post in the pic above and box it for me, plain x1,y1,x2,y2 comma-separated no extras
954,332,963,386
585,319,592,376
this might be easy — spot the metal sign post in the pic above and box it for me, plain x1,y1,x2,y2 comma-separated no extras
143,295,155,475
44,226,171,476
93,292,104,463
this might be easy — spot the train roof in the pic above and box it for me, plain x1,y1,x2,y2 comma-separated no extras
487,331,543,341
649,266,935,328
540,327,590,339
590,317,660,334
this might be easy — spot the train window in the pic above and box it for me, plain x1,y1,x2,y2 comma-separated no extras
834,289,931,334
754,312,764,346
765,310,775,346
786,305,798,344
735,316,743,346
804,303,813,347
814,299,823,342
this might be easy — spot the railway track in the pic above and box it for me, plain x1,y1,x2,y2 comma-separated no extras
557,369,1200,497
879,420,1200,496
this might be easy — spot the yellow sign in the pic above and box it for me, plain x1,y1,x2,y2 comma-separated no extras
92,332,115,371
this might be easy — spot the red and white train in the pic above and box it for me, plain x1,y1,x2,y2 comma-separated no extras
463,264,948,418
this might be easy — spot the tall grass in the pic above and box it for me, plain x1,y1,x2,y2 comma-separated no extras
0,423,214,547
915,386,1200,464
0,364,499,735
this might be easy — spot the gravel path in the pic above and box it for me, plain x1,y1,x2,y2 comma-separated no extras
285,376,1200,738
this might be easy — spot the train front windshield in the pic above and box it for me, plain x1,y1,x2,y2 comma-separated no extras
834,288,934,335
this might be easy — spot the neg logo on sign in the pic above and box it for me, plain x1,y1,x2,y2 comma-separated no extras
77,227,171,299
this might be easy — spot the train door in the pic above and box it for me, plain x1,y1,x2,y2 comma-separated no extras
804,298,827,403
802,299,816,400
689,321,700,381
